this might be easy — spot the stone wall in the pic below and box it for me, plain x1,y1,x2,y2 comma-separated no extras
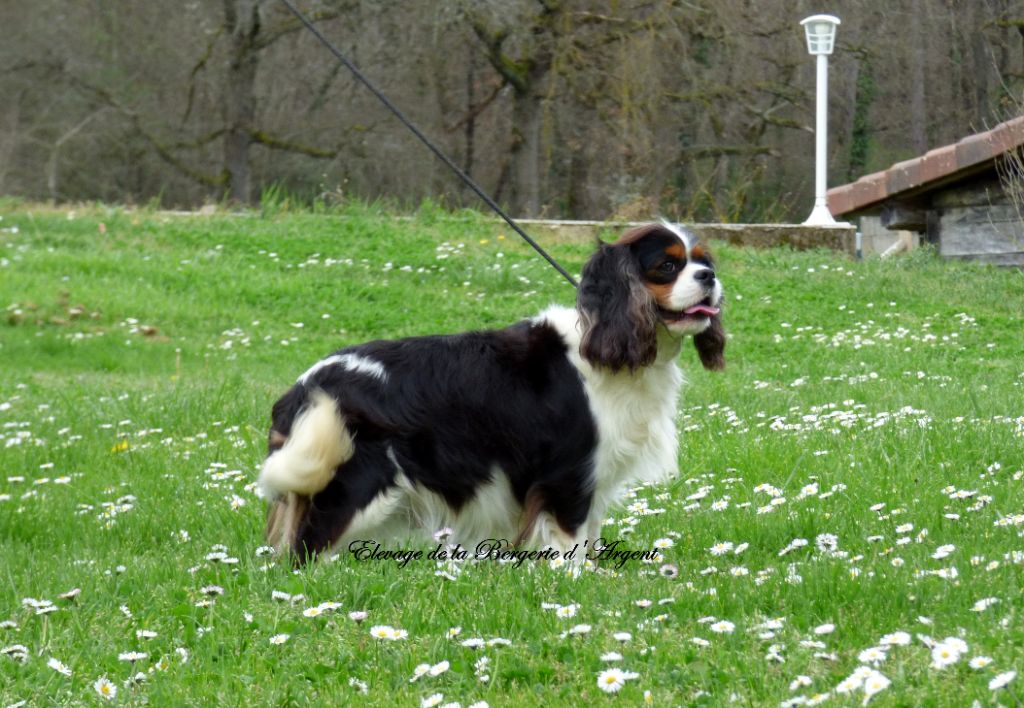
514,219,858,255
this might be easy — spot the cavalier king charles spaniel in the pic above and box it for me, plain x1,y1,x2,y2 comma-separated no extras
259,222,725,563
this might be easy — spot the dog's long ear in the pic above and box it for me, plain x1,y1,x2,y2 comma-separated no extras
577,242,659,372
693,311,726,371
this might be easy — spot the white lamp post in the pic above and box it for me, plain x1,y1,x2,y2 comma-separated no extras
801,14,841,226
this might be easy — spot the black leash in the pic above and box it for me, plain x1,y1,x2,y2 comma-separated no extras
279,0,579,289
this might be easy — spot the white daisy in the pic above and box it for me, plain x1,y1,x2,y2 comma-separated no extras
597,667,629,694
851,666,875,681
858,647,888,665
94,677,117,701
990,671,1016,691
942,637,969,654
117,651,148,662
815,533,839,553
879,631,911,646
971,597,1000,612
47,657,72,676
421,693,444,708
370,625,397,640
930,642,962,669
862,670,890,703
790,675,813,691
835,676,862,694
555,605,578,618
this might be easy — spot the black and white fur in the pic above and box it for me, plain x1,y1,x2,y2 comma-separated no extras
259,223,725,563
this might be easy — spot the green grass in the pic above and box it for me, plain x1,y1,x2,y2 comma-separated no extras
1,199,1022,706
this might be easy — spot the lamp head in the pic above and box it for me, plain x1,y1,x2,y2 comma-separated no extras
800,14,840,55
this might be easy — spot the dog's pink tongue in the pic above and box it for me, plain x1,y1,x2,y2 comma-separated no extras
684,305,720,317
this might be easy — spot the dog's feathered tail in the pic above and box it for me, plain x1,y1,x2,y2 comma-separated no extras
258,390,354,498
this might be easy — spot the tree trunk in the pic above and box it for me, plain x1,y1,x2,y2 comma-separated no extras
510,91,543,217
910,0,928,153
222,0,261,204
463,46,476,177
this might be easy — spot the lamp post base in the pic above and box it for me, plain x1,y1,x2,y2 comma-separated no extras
802,203,840,226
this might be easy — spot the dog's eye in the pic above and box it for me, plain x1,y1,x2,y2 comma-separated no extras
658,261,678,274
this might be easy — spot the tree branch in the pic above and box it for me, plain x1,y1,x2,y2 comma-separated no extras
181,28,224,126
444,81,504,133
680,144,779,158
252,8,348,51
248,130,340,158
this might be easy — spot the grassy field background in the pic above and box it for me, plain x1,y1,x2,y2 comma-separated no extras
1,199,1022,706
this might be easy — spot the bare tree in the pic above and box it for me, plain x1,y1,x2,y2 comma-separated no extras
1,0,1022,218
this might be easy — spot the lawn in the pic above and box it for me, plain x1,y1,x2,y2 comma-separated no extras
1,199,1022,706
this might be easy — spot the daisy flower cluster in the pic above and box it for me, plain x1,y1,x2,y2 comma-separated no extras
2,214,1023,706
369,624,409,641
1,585,193,703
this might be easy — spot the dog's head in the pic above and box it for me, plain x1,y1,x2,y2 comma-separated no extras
577,222,725,372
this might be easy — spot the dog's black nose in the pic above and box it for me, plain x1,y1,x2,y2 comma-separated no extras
694,268,716,284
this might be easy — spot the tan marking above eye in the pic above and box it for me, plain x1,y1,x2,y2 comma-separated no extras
690,244,706,261
664,243,686,260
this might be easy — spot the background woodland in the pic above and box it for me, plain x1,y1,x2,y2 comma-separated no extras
3,0,1024,221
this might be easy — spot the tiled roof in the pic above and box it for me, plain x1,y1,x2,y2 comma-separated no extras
827,115,1024,216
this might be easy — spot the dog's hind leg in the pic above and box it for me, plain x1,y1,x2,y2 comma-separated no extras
291,442,399,564
266,493,310,555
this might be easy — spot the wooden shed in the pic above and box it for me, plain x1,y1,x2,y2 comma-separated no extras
827,116,1024,265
